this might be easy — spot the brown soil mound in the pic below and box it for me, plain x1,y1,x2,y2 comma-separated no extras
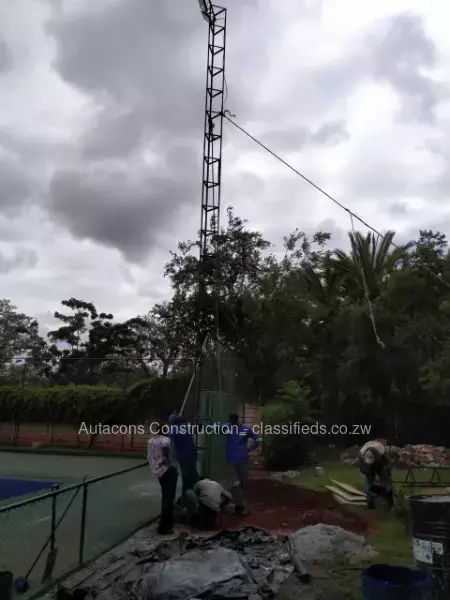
218,478,372,534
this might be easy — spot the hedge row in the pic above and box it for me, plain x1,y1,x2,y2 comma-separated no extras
0,376,190,424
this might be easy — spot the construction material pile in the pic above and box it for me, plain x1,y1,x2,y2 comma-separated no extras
290,523,377,563
341,443,450,467
60,525,376,600
60,528,294,600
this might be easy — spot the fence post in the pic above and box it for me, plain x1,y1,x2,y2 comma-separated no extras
50,485,58,551
78,482,88,564
41,484,59,583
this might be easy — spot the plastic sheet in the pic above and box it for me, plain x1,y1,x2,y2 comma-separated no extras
66,527,294,600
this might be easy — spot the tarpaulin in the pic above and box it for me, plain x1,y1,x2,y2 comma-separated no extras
63,527,294,600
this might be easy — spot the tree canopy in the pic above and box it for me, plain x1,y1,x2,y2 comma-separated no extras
2,210,450,443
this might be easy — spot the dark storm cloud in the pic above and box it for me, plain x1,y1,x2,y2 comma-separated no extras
48,145,199,262
0,159,31,214
44,1,443,261
46,0,206,159
82,106,146,160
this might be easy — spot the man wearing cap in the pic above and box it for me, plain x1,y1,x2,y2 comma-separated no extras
358,440,394,510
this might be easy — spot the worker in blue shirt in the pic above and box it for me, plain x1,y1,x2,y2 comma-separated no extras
219,413,262,516
168,411,199,498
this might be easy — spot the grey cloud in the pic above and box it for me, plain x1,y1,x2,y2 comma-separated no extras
0,159,31,214
312,121,349,145
82,106,146,160
369,13,439,122
0,37,13,75
47,0,206,159
311,13,439,124
344,156,414,200
48,150,199,262
0,248,37,274
43,1,447,264
389,202,410,217
262,121,349,153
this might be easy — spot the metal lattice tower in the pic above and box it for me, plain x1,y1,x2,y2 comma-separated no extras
199,4,227,263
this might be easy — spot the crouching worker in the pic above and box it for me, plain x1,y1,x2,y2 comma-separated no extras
358,440,394,510
194,478,233,528
184,478,233,529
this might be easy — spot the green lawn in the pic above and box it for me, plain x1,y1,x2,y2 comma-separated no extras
295,461,423,599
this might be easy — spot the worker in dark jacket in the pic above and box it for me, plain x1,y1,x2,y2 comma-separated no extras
219,413,262,516
168,412,199,497
358,440,394,510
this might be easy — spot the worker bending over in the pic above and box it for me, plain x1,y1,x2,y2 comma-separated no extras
358,440,394,510
191,478,233,529
220,413,262,516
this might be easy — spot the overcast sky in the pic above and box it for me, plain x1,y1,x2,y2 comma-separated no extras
1,0,449,333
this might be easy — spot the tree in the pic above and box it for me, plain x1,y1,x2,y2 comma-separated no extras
329,230,413,302
164,207,331,400
0,299,48,379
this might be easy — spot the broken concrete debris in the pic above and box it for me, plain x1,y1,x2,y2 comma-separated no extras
341,443,450,468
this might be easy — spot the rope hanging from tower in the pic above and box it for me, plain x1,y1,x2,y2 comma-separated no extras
349,214,385,349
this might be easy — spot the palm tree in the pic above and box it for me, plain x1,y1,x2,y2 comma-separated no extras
330,230,413,301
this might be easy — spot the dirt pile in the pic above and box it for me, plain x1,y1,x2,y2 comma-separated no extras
290,523,377,563
216,478,372,534
341,443,450,467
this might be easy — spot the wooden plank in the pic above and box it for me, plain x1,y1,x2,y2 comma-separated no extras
331,492,366,506
330,479,366,497
326,485,366,503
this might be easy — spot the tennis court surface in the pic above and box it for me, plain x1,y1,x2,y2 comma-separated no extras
0,451,167,596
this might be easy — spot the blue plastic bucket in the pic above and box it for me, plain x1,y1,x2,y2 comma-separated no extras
362,564,431,600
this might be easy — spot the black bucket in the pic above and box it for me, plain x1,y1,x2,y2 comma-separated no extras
0,572,13,600
410,493,450,599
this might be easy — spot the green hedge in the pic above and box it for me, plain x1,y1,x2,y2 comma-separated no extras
0,376,190,424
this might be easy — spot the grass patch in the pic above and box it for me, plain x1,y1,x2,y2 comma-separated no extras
295,461,418,599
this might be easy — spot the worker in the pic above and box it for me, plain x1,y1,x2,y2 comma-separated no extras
147,421,178,534
193,478,233,528
219,413,262,516
168,411,200,497
358,440,394,510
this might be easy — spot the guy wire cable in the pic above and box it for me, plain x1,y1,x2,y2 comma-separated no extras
222,112,450,293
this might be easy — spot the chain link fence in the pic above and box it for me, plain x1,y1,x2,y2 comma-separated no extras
0,462,158,598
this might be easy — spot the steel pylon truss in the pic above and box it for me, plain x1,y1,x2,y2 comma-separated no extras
199,5,227,263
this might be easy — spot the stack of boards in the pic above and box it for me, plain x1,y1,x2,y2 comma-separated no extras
325,479,366,506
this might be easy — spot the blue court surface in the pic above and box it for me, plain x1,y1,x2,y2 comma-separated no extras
0,478,56,501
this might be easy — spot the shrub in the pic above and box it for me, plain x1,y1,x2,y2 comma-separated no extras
261,381,317,471
0,374,190,425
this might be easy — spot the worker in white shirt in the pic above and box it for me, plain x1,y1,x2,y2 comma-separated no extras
147,422,178,534
192,478,233,528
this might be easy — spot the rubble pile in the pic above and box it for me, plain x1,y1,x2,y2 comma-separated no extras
340,443,450,468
